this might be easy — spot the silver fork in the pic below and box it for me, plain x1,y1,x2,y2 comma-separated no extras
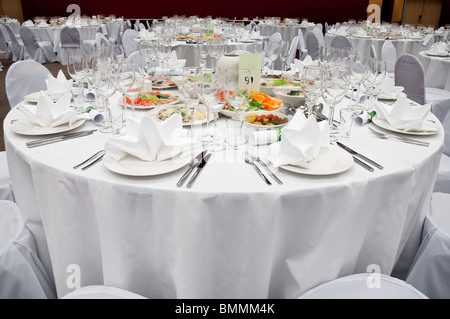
73,150,106,170
368,127,429,147
244,152,272,185
249,150,283,185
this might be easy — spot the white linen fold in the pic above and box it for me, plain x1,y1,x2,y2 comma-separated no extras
290,55,319,74
273,111,330,168
46,70,73,98
378,77,406,100
18,92,78,127
373,97,437,132
105,113,189,162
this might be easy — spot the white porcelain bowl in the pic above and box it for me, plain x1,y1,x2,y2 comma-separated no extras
273,88,305,108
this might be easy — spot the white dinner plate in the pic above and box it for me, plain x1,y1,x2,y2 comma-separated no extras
266,142,354,176
24,91,62,103
102,152,191,177
10,118,86,136
424,51,450,57
220,104,284,118
372,116,439,136
148,104,212,126
123,95,181,110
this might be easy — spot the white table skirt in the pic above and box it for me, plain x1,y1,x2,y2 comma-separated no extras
4,92,443,298
325,34,424,60
418,51,450,91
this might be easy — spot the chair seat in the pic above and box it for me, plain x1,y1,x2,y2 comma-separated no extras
61,285,147,299
426,88,450,104
299,273,428,299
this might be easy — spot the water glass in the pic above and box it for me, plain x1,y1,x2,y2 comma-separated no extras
70,83,84,114
339,108,356,139
109,104,124,136
225,119,244,150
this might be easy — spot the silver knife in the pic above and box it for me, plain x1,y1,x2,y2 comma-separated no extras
337,142,383,170
353,156,374,172
177,151,207,187
186,153,212,189
26,129,97,147
26,130,96,148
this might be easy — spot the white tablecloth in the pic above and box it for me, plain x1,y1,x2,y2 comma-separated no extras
325,34,424,60
418,51,450,91
4,92,443,299
259,23,315,47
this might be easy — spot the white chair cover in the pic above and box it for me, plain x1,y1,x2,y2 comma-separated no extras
382,41,397,74
61,285,147,299
312,27,324,47
297,29,308,61
299,273,428,299
431,99,450,193
134,20,140,32
315,23,323,32
370,44,377,59
126,51,147,69
268,32,282,43
122,29,138,58
421,35,435,52
0,200,56,299
395,54,425,105
330,35,352,50
426,88,450,104
146,20,151,31
139,23,146,32
325,22,329,33
20,26,57,64
285,36,299,70
406,192,450,298
59,26,81,65
5,60,51,108
306,31,320,61
96,32,109,47
0,24,13,59
2,23,26,61
0,152,14,202
0,24,7,53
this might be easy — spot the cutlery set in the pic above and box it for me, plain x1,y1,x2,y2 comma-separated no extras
26,129,97,148
177,151,212,189
244,151,283,186
368,127,430,147
73,150,105,171
337,142,383,173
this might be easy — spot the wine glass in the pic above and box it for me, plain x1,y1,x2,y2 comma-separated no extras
347,55,370,109
124,62,144,118
92,67,116,133
116,62,135,125
181,67,200,152
67,49,85,87
140,40,155,77
321,64,351,142
279,40,289,76
223,68,251,121
300,65,323,118
198,68,226,152
197,37,210,69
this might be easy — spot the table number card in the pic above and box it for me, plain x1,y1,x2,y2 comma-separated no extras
207,24,215,36
238,54,262,92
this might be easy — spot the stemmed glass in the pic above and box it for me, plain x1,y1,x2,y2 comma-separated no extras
124,62,144,118
181,67,200,153
300,65,323,118
366,60,387,110
321,64,351,142
223,68,252,120
67,49,85,88
197,37,210,69
140,40,155,77
347,55,370,110
279,40,289,76
198,68,226,152
116,62,135,125
209,38,225,68
92,66,116,133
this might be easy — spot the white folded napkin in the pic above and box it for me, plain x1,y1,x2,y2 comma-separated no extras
18,92,78,127
335,28,347,36
23,20,34,27
290,55,319,74
429,42,448,55
378,77,406,100
373,97,437,132
273,111,330,168
46,70,73,98
355,29,367,37
250,30,260,39
105,113,188,162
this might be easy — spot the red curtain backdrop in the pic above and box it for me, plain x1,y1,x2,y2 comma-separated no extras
21,0,369,25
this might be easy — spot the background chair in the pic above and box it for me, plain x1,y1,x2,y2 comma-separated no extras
382,41,397,77
330,35,353,50
0,200,56,298
285,36,299,70
5,60,51,108
430,99,450,193
0,24,13,59
306,31,320,61
61,285,147,299
369,44,377,59
1,23,26,61
394,54,425,105
297,29,308,61
59,26,81,65
312,27,325,47
298,273,428,299
405,192,450,298
126,51,148,70
20,26,57,64
122,29,138,58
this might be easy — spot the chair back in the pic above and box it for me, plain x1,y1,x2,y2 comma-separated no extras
286,36,299,68
297,29,308,61
5,60,51,108
122,29,138,57
126,51,147,69
269,32,282,43
60,26,81,48
139,23,146,32
394,54,425,105
382,41,397,73
3,23,23,60
0,23,7,51
96,32,109,47
306,31,320,60
0,200,56,299
20,26,40,58
312,27,324,47
370,44,377,59
330,35,352,50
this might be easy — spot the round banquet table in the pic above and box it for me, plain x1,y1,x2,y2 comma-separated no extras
3,91,443,299
418,51,450,91
325,33,424,60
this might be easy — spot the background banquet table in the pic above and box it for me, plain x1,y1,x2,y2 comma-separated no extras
325,33,424,60
418,51,450,91
3,91,443,299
